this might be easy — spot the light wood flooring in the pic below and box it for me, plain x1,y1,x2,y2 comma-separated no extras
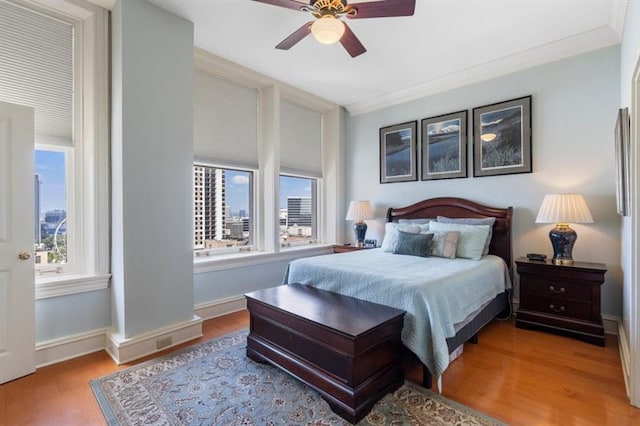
1,311,638,425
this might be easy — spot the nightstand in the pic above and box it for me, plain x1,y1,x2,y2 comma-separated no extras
515,257,606,346
332,245,373,253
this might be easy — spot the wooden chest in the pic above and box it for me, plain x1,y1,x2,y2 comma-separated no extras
245,283,405,424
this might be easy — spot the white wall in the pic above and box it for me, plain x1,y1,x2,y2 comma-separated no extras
620,0,640,364
619,0,640,405
346,46,622,316
111,0,195,338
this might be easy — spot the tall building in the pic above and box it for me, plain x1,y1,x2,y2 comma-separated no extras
44,209,66,225
34,175,41,244
193,166,226,249
287,196,312,228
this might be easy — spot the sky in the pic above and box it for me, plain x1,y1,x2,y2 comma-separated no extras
35,150,66,216
34,151,312,218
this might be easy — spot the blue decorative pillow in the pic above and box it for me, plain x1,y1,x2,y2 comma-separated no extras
392,231,434,257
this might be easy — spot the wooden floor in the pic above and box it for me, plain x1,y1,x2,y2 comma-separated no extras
1,311,638,425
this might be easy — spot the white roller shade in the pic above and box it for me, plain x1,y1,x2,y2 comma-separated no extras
0,1,73,144
193,70,258,169
280,100,323,178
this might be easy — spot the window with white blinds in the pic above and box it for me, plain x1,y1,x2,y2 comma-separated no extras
193,69,259,169
280,100,323,178
0,0,74,145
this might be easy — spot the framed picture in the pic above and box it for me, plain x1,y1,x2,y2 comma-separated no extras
421,110,467,180
380,121,418,183
615,107,631,216
472,96,532,177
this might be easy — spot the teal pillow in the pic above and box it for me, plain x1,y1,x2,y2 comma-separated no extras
393,231,434,257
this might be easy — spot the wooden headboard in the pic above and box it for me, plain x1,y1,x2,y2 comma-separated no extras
386,197,513,268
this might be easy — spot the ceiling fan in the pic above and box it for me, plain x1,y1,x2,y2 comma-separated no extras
253,0,416,58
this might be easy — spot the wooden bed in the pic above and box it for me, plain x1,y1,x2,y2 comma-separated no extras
386,196,513,387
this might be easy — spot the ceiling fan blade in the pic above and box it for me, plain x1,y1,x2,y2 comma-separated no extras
276,22,313,50
252,0,309,12
340,23,366,58
346,0,415,19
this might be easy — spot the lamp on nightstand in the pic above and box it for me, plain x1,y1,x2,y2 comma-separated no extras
535,194,594,265
346,200,374,248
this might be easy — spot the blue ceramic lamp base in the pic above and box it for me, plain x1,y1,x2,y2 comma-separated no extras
353,221,368,248
550,224,577,265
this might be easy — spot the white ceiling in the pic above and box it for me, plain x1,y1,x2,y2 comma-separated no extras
148,0,625,114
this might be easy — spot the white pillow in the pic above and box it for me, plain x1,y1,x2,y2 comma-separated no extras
428,222,490,260
380,223,422,252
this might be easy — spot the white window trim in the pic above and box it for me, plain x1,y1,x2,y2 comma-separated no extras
19,0,111,299
279,173,321,248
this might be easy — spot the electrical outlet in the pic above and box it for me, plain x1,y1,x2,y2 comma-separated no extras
156,336,172,349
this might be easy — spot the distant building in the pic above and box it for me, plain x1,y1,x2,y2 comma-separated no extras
44,209,66,225
194,166,226,249
287,197,312,228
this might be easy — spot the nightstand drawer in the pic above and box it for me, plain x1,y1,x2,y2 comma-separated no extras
520,294,592,321
524,278,590,302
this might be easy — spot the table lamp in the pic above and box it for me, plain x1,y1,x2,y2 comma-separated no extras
346,200,374,247
535,194,594,265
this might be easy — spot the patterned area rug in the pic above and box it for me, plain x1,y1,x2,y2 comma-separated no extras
91,330,506,425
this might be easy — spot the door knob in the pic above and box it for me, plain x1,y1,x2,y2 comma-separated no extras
18,251,31,260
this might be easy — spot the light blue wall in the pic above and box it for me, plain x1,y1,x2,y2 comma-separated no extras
35,290,110,341
345,46,622,316
194,260,292,305
111,0,195,338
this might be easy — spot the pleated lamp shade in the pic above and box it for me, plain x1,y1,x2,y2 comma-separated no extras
535,194,594,224
346,201,374,221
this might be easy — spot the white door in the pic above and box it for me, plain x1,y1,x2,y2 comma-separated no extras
0,101,35,384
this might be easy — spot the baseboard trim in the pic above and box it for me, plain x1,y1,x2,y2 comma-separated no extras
105,316,203,365
194,295,246,320
602,314,621,336
35,328,107,368
616,319,631,397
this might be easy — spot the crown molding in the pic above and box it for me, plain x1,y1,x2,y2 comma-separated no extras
610,0,628,39
346,25,621,116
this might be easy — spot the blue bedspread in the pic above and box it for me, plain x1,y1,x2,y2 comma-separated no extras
285,249,511,378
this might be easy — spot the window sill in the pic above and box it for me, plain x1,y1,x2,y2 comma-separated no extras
36,273,111,300
193,244,333,274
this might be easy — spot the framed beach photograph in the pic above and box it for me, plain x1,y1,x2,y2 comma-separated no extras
380,121,418,183
421,110,468,180
615,107,630,216
472,96,532,177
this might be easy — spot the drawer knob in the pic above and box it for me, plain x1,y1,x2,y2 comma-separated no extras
549,285,565,294
549,304,565,313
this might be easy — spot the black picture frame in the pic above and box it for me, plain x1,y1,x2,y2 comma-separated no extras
379,121,418,183
472,96,532,177
615,107,631,216
421,110,467,180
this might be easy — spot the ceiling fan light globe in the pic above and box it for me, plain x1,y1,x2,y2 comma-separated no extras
311,16,345,45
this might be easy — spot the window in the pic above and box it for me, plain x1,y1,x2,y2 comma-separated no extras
0,0,109,297
34,149,69,273
279,175,318,246
194,164,253,254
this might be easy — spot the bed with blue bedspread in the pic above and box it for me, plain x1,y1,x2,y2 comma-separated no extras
285,197,513,388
